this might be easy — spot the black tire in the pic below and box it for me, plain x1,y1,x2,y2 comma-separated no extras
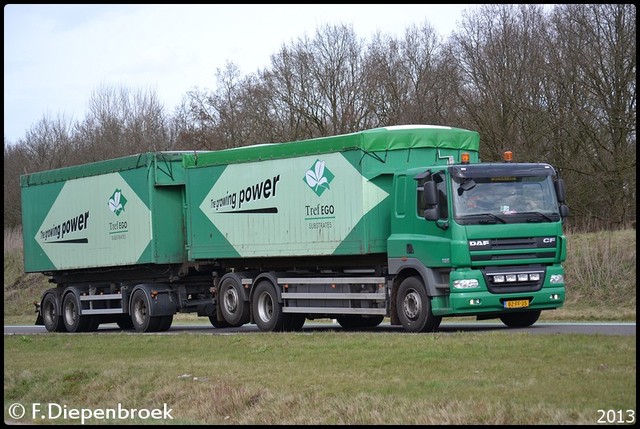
499,310,541,328
252,280,285,332
336,315,359,329
208,315,231,328
284,314,306,332
116,316,135,330
396,276,442,333
157,315,173,332
219,277,249,327
85,316,101,332
337,315,384,330
41,293,67,332
358,315,384,328
62,292,92,333
130,289,162,332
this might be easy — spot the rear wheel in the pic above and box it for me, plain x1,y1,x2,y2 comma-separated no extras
62,292,92,333
208,302,231,328
252,280,285,331
336,315,384,330
284,314,306,332
41,293,66,332
116,316,134,330
396,276,441,333
500,310,541,328
219,277,249,327
130,289,162,332
208,315,231,328
157,315,173,332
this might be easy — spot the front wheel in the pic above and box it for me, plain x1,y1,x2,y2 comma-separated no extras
499,310,541,328
252,280,285,332
396,276,441,333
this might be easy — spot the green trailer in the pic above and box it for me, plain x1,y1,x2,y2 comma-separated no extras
21,125,569,333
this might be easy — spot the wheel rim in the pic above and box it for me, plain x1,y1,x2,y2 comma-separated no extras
64,297,77,326
223,287,239,314
43,299,56,327
257,291,273,323
403,290,422,320
133,296,148,326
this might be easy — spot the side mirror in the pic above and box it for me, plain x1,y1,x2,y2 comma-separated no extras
555,178,566,203
424,207,439,221
423,180,438,206
559,203,570,218
423,181,442,222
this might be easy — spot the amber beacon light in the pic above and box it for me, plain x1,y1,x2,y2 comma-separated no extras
503,150,513,162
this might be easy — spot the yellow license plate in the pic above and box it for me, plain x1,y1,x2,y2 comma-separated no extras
504,299,529,309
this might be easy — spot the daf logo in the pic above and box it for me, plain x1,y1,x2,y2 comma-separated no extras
469,240,490,246
543,237,556,244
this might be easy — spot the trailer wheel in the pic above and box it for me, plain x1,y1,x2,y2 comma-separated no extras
284,314,306,332
219,277,249,327
116,316,134,330
208,315,231,328
41,293,66,332
62,292,92,333
252,280,285,331
130,289,162,332
157,315,173,332
85,317,100,332
336,315,384,330
499,310,541,328
397,276,442,332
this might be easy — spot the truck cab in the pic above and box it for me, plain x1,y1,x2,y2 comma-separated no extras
388,152,569,331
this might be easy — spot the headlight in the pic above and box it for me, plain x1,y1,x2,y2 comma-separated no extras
550,274,564,284
453,279,479,289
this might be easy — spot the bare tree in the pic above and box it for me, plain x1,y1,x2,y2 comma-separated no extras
546,4,636,229
4,140,30,227
266,24,370,138
447,4,550,161
20,114,75,172
73,84,173,161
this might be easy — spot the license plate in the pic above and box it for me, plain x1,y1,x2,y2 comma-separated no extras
504,299,529,309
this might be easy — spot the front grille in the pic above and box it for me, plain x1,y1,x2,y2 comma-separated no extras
468,236,558,263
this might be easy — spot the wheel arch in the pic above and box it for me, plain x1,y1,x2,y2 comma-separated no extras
248,272,283,325
248,272,282,304
218,272,253,303
129,283,177,317
40,287,65,314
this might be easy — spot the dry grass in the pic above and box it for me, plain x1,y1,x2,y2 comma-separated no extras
4,332,636,424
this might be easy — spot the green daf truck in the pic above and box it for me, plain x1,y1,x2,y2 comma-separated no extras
21,125,569,333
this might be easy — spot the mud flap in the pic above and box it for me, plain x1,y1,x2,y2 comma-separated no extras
34,301,44,325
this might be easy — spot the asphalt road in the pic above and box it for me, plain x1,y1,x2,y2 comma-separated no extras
4,321,636,336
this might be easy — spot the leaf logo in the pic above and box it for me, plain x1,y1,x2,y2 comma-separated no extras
303,160,334,196
108,189,127,216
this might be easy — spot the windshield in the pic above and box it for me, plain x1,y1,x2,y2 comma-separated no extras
452,175,560,219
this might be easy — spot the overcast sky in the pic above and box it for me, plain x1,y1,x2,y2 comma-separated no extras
4,4,476,144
